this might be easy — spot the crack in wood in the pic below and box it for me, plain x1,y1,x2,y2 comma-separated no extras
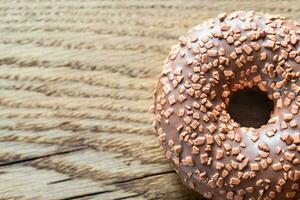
0,147,86,167
48,177,74,185
111,170,175,185
112,193,144,200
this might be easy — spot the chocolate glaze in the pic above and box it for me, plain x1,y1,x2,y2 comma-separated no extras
153,11,300,200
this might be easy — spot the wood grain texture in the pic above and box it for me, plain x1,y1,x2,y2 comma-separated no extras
0,0,299,199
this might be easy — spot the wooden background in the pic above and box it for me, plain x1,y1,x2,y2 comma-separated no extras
0,1,299,199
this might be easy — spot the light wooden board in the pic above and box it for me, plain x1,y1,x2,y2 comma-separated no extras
0,0,299,199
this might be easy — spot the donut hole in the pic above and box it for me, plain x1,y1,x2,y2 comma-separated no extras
227,87,274,128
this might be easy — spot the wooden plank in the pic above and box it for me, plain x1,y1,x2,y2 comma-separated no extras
0,0,299,199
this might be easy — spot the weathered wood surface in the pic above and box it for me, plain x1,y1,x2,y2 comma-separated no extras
0,1,299,199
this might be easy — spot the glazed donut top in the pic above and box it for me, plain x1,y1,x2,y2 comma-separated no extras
153,11,300,199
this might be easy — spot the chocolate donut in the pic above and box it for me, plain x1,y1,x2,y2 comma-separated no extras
153,11,300,199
